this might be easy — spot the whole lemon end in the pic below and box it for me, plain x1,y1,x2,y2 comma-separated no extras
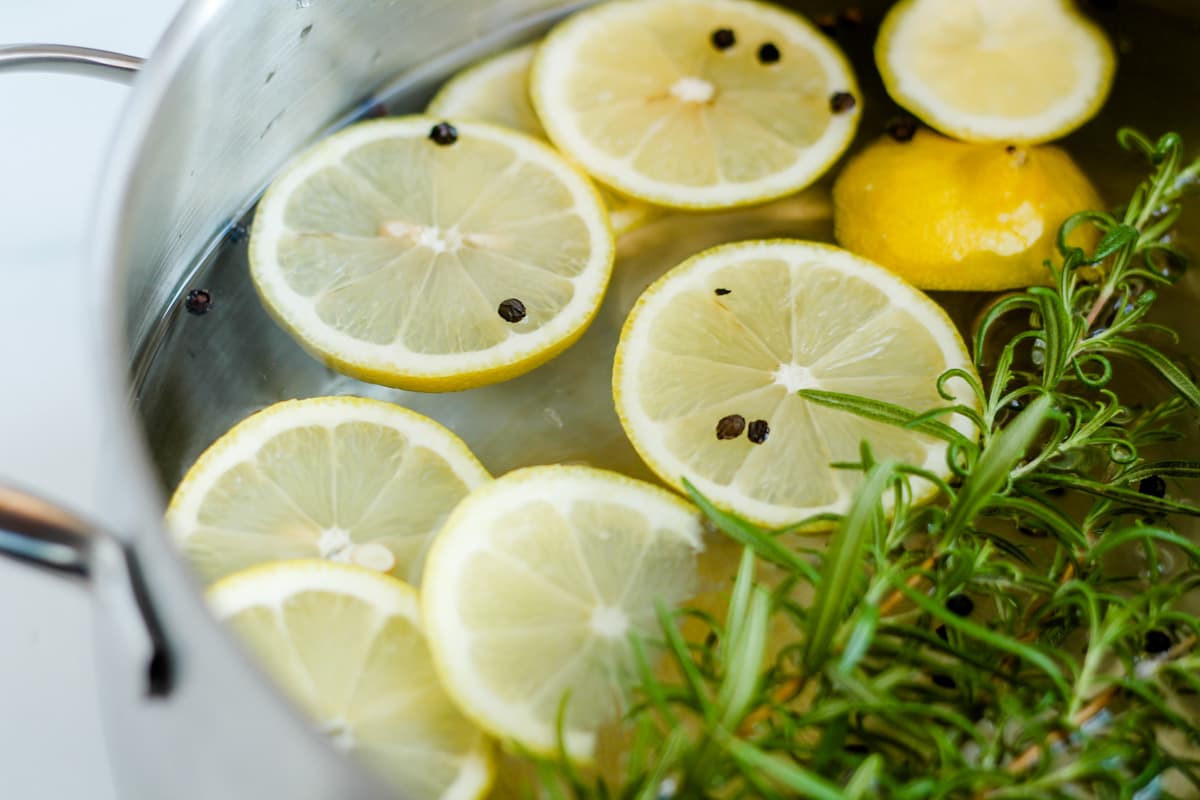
833,130,1102,292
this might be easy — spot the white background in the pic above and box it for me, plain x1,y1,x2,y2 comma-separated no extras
0,1,181,796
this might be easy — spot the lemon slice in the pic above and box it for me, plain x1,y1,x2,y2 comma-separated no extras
249,117,615,391
427,43,658,236
421,465,704,761
613,240,978,528
208,561,493,800
876,0,1115,144
167,396,490,585
530,0,861,210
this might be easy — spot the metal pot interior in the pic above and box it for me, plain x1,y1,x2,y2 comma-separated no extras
124,0,1200,501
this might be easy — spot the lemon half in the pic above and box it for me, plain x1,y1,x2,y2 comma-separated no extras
834,130,1103,291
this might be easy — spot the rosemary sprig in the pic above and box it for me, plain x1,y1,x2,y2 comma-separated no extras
528,129,1200,799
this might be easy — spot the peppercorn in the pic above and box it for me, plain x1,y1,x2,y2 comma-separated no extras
945,594,974,617
757,43,781,64
1144,629,1171,654
747,419,770,445
886,116,918,142
716,414,746,440
429,122,459,146
932,673,957,689
711,28,736,50
830,92,857,113
225,222,248,243
498,298,527,323
184,289,213,316
1138,475,1167,498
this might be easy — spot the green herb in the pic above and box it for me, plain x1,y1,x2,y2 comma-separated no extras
525,130,1200,799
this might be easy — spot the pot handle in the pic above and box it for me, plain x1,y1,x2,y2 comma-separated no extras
0,44,142,83
0,487,173,697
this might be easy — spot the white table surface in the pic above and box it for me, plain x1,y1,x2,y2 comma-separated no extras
0,2,181,796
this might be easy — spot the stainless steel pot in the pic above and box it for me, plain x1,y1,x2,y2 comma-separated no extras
0,2,599,797
3,1,1200,798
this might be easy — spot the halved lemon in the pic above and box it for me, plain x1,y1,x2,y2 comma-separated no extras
166,396,490,586
427,43,658,236
209,561,493,800
876,0,1115,144
249,117,615,391
421,465,704,761
530,0,861,210
833,130,1103,291
613,240,978,528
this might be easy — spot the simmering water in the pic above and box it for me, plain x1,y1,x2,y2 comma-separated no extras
134,0,1200,500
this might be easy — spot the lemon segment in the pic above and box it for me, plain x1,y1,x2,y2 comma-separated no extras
428,43,659,236
876,0,1115,143
531,0,861,210
249,117,615,391
208,561,493,800
421,465,704,761
833,130,1103,291
166,396,490,586
613,240,978,528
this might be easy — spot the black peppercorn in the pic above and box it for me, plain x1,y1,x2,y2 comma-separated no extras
830,91,857,113
429,122,459,146
498,298,527,323
946,594,974,617
757,43,781,64
1138,475,1167,498
932,673,957,689
711,28,736,50
184,289,213,316
716,414,746,440
225,222,248,243
747,419,770,445
886,116,918,142
1144,629,1171,654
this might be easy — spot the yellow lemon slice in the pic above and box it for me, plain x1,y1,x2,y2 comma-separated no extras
531,0,861,210
427,43,659,236
421,465,704,761
209,561,493,800
876,0,1115,143
613,240,978,528
166,396,490,586
249,117,614,391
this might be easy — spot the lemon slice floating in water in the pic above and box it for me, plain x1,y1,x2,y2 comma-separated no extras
421,465,704,761
613,240,978,528
428,43,658,236
209,560,494,800
166,396,490,585
876,0,1115,144
530,0,861,210
249,117,614,391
